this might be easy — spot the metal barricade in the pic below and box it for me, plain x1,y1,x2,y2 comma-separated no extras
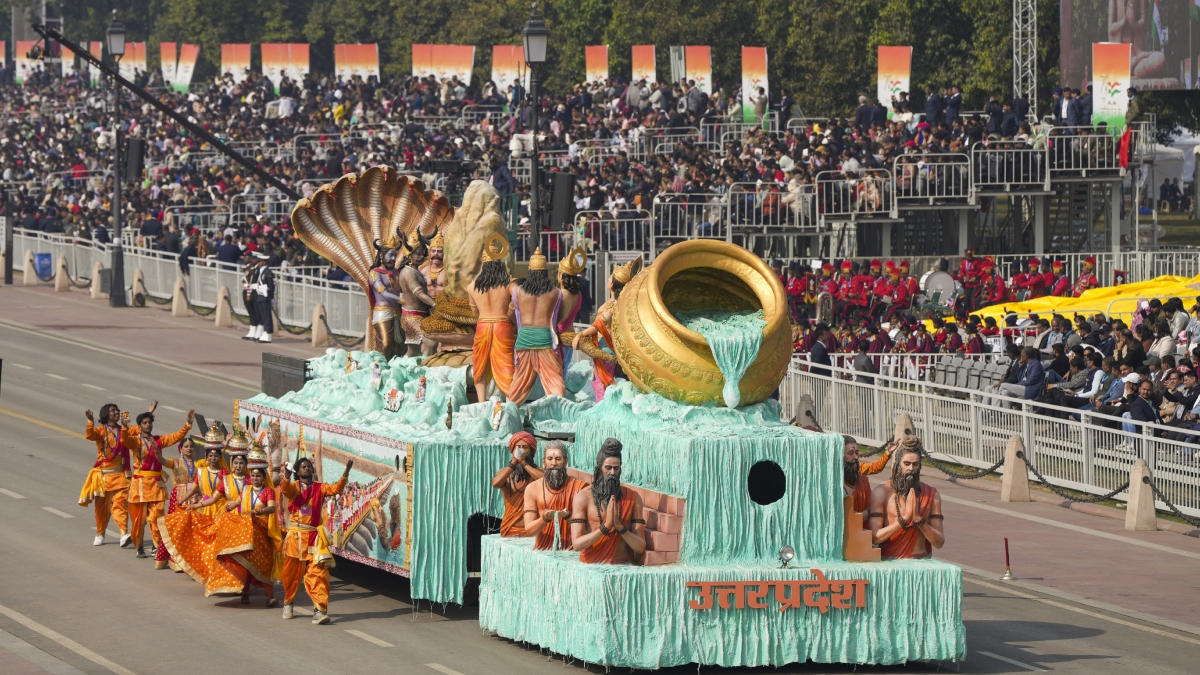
970,143,1050,194
815,170,897,222
891,154,973,207
640,127,701,156
727,182,818,234
650,192,727,258
572,209,652,255
1046,128,1122,180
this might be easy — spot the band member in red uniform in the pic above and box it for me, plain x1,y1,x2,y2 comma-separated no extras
785,262,806,322
1073,257,1099,297
906,322,934,353
820,263,838,295
963,323,985,354
943,322,964,353
885,264,910,322
898,260,919,300
955,247,984,311
1020,258,1048,298
1048,259,1071,297
981,258,1007,306
931,317,951,350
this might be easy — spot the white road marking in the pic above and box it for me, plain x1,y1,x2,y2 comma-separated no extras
45,374,68,380
82,384,106,391
41,507,74,519
965,577,1200,647
107,530,121,540
12,363,33,370
122,394,145,401
0,488,25,499
345,630,393,647
162,405,186,413
0,627,86,674
942,495,1200,561
0,602,136,675
426,665,466,675
977,651,1045,671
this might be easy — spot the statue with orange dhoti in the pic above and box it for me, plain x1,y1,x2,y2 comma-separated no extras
554,246,588,370
508,248,567,404
570,438,646,564
276,455,351,625
522,440,586,550
492,431,544,537
867,435,945,559
466,233,516,401
572,257,642,401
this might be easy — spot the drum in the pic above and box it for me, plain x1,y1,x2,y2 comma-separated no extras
920,270,957,304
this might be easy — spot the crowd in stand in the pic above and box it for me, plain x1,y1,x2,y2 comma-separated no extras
5,54,1139,273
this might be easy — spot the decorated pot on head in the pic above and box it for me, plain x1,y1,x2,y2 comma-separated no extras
226,425,251,461
611,239,790,407
246,445,270,473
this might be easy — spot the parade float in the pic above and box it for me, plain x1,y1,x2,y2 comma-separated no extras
238,168,964,667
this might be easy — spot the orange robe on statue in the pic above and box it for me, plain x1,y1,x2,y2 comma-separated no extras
858,449,891,476
580,496,638,564
850,475,872,515
533,478,586,550
880,482,939,560
500,487,527,537
472,318,515,396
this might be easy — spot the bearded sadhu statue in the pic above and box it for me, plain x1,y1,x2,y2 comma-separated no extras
290,168,507,358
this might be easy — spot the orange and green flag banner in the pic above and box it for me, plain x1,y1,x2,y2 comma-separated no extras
491,45,528,92
160,42,178,89
631,45,656,85
221,44,251,84
119,42,147,81
1092,42,1131,132
414,44,475,84
262,43,309,93
585,45,608,85
174,44,199,93
684,45,711,94
876,46,911,121
741,46,768,124
335,44,379,81
89,41,103,88
14,41,35,84
0,41,5,70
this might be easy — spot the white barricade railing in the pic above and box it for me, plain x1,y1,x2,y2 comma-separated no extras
780,358,1200,517
815,171,897,221
727,182,819,233
650,192,729,258
573,209,652,255
819,351,1001,381
892,154,973,207
640,127,701,156
1047,128,1122,179
970,143,1050,193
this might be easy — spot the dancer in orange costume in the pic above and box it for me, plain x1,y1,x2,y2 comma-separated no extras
80,404,137,548
127,403,194,559
276,456,350,625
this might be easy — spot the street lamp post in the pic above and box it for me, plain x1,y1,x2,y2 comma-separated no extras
522,6,549,250
107,11,126,307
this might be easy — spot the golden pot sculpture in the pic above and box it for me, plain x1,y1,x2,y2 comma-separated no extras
612,239,791,407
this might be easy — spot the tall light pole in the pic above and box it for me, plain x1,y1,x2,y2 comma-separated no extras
107,11,127,307
522,5,549,250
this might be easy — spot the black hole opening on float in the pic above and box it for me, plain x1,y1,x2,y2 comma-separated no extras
747,460,786,506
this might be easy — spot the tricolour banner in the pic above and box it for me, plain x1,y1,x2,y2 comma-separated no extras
262,43,309,93
491,45,528,91
585,45,608,85
14,41,36,84
61,43,75,78
160,42,178,89
631,45,656,85
684,46,711,94
221,44,251,83
175,44,199,93
335,43,380,80
413,45,475,83
741,46,768,125
1092,42,1131,132
876,46,912,120
89,42,103,88
118,42,147,81
0,41,5,70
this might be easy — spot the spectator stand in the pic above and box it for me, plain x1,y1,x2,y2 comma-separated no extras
781,356,1200,519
